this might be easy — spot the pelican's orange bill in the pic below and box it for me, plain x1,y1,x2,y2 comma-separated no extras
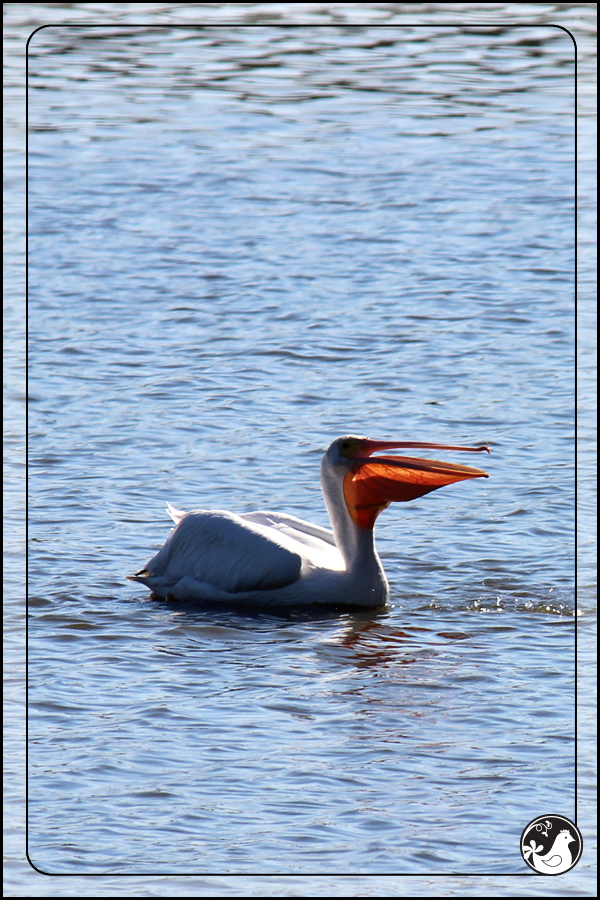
344,452,490,530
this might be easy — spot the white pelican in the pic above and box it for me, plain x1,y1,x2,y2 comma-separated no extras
128,435,490,608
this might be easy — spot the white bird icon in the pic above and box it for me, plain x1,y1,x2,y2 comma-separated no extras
529,830,575,875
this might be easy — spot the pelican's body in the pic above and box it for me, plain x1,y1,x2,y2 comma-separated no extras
128,435,490,608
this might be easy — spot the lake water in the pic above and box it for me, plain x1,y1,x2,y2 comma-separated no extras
4,3,596,896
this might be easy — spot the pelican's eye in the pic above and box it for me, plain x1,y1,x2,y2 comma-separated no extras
339,439,357,458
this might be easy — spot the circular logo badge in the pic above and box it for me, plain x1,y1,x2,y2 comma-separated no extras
521,815,583,875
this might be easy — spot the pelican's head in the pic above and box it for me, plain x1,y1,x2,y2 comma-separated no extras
323,435,371,470
323,434,490,530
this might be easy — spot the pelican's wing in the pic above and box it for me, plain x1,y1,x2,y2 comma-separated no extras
130,509,303,594
240,510,336,544
239,511,344,571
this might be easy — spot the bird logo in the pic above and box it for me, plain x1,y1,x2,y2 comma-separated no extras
521,815,583,875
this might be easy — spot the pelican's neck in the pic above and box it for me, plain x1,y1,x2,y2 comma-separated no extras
320,460,388,597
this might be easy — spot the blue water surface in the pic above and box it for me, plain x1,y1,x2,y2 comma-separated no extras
4,3,596,897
